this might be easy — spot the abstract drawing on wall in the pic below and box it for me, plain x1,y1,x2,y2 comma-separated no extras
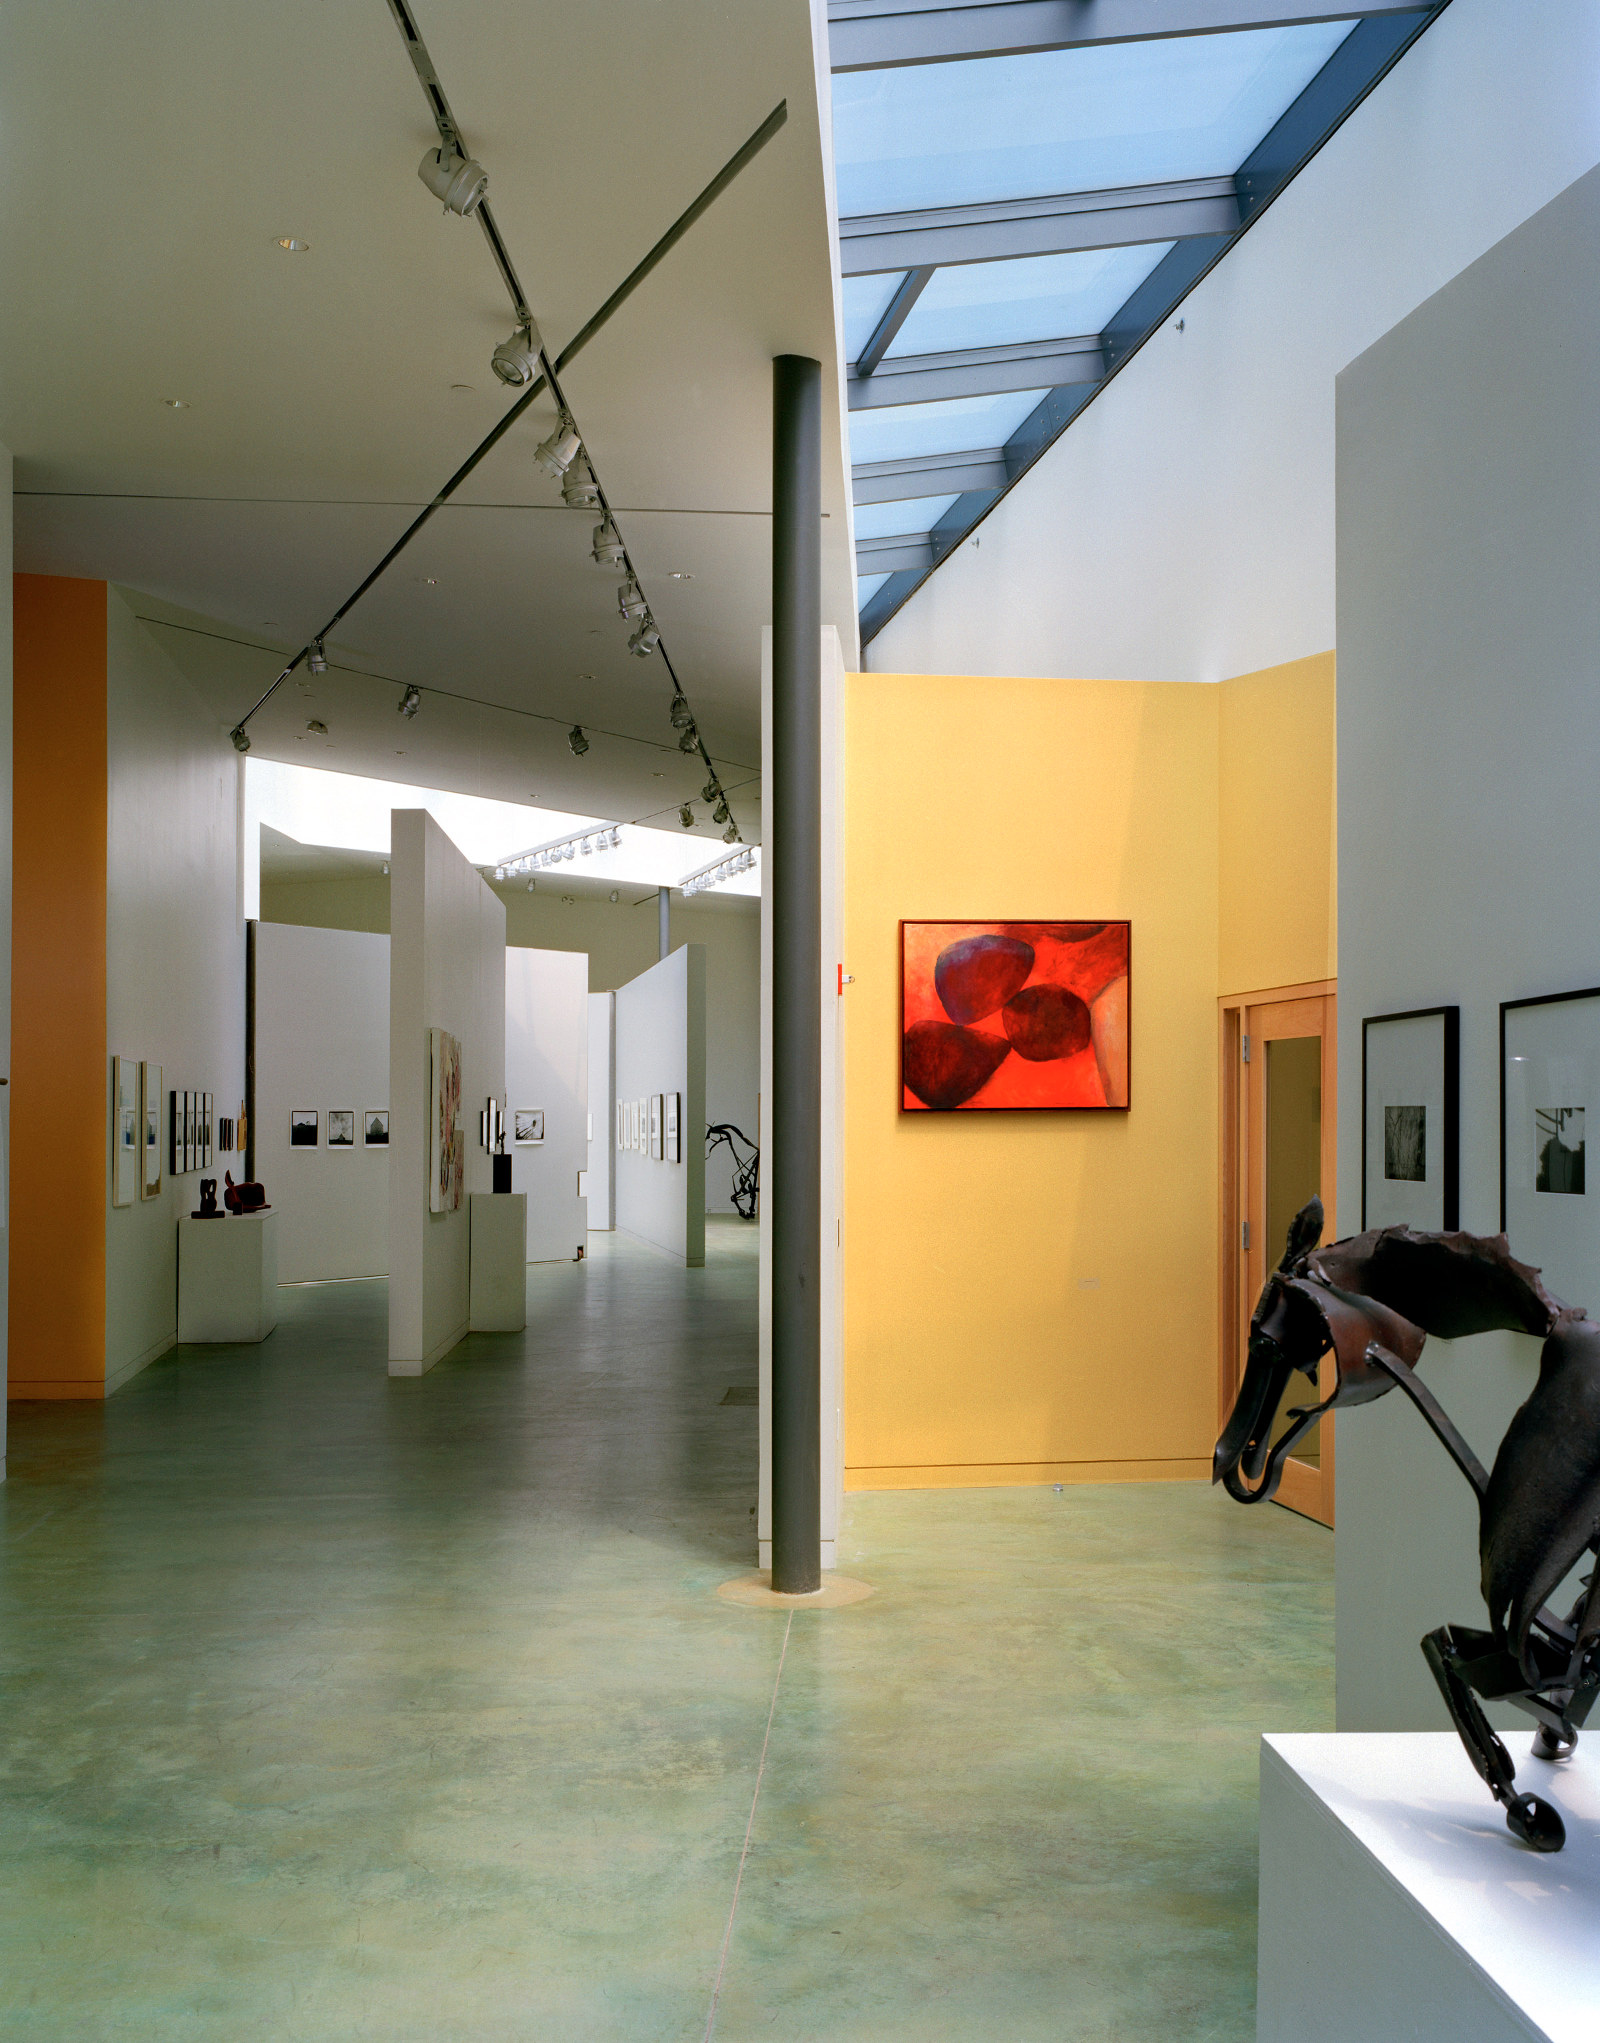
429,1027,464,1213
290,1109,318,1148
514,1110,544,1145
364,1110,389,1146
900,921,1130,1111
326,1110,355,1149
141,1062,162,1200
112,1056,138,1208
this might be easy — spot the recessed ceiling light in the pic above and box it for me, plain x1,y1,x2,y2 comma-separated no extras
163,398,189,409
450,383,475,393
576,672,594,681
668,571,693,581
275,237,310,252
418,576,437,586
263,620,280,627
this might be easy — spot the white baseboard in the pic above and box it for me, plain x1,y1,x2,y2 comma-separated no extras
388,1318,466,1377
106,1330,175,1396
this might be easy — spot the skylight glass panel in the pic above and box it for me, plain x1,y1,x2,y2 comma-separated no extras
886,245,1172,358
852,494,959,541
842,272,906,360
832,24,1353,216
857,572,892,608
848,389,1049,467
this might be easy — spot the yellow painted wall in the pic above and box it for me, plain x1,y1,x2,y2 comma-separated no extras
1217,652,1337,996
843,674,1221,1488
842,656,1336,1490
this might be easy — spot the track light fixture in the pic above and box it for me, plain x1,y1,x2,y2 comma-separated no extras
491,317,543,387
591,520,625,568
617,578,647,620
677,724,699,754
494,824,622,879
679,804,695,829
568,725,589,756
628,620,660,659
713,798,729,824
398,685,421,719
230,726,251,754
702,779,719,804
723,823,739,844
669,692,694,730
681,845,756,896
562,466,602,511
307,639,328,675
418,145,488,216
534,413,583,479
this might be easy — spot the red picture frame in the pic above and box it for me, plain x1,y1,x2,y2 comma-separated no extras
899,920,1131,1112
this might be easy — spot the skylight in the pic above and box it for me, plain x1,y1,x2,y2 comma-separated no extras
830,3,1447,639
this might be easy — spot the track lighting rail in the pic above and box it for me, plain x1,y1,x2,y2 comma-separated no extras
229,26,787,850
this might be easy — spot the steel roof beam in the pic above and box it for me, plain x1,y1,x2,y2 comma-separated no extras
851,447,1013,503
857,533,937,572
840,175,1240,274
848,334,1102,408
856,266,936,375
829,0,1430,71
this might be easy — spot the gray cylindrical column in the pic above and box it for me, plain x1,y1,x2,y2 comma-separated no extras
658,885,670,960
770,354,822,1594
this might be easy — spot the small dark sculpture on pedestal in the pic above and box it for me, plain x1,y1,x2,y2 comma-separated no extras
223,1170,269,1214
192,1179,222,1219
1214,1197,1600,1852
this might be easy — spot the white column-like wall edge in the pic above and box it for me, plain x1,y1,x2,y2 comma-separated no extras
757,624,844,1572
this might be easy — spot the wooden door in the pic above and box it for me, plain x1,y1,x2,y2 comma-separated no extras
1219,981,1337,1527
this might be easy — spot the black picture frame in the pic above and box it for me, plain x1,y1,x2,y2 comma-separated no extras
1499,984,1600,1233
1361,1005,1459,1231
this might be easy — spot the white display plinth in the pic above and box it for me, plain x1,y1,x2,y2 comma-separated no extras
1260,1732,1600,2043
177,1212,278,1344
469,1193,526,1332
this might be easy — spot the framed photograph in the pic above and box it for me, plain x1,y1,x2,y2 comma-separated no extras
616,1100,625,1151
515,1109,545,1145
900,920,1130,1111
650,1094,663,1159
1502,986,1600,1301
290,1109,319,1148
665,1092,680,1164
1361,1006,1459,1231
183,1091,194,1174
632,1099,641,1150
112,1056,138,1207
327,1109,355,1149
141,1062,162,1199
364,1110,389,1146
429,1027,464,1212
202,1092,212,1169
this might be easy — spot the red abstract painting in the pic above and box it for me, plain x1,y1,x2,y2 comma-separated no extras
900,921,1130,1112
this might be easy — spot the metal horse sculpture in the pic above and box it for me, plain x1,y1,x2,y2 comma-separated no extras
1214,1198,1600,1851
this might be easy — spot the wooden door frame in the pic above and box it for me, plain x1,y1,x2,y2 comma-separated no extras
1218,977,1337,1526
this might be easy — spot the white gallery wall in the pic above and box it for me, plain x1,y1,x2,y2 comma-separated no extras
255,922,389,1283
868,0,1600,688
388,809,506,1375
505,945,588,1263
614,945,706,1266
104,591,245,1390
1335,164,1600,1729
586,990,615,1231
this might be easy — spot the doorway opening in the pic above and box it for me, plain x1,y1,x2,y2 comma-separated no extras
1219,980,1337,1528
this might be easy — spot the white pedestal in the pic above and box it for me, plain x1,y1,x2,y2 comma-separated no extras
177,1212,278,1344
1259,1732,1600,2043
469,1193,526,1332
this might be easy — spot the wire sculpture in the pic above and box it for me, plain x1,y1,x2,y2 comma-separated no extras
1214,1196,1600,1852
706,1123,759,1220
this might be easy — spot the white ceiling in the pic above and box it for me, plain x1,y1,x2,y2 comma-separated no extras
0,0,857,846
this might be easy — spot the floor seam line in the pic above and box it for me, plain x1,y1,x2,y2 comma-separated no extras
703,1609,792,2042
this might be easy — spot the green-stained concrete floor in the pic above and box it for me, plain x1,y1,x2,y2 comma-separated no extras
0,1220,1332,2040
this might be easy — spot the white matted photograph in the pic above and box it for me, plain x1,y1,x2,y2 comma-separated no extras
1502,985,1600,1304
665,1091,680,1164
112,1055,138,1208
650,1094,663,1160
364,1110,389,1146
1362,1007,1458,1231
290,1109,318,1148
327,1109,355,1149
141,1061,162,1199
515,1109,545,1145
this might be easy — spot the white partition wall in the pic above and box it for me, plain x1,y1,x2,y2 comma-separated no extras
256,922,389,1282
1335,163,1600,1727
0,444,10,1469
614,946,705,1266
505,945,588,1264
586,990,615,1232
387,808,506,1375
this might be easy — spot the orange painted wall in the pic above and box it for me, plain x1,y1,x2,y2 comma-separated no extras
10,577,108,1397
